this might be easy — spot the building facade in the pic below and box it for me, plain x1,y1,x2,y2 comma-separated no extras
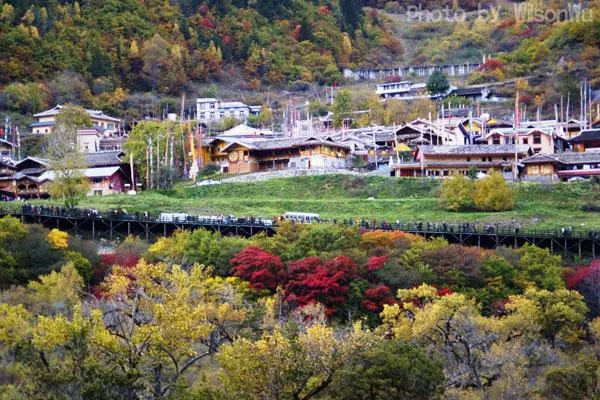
392,144,532,178
196,98,260,125
31,105,120,135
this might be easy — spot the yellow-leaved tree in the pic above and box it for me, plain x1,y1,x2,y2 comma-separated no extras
439,173,475,211
474,170,515,211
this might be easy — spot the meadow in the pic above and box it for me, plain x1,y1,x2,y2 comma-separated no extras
29,175,600,230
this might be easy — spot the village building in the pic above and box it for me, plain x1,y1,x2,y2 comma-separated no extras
77,127,126,153
196,98,260,125
0,139,15,158
30,105,120,135
376,81,427,99
218,124,277,138
391,144,532,178
484,128,566,154
522,152,600,181
0,151,132,198
203,136,350,174
569,129,600,152
395,119,464,146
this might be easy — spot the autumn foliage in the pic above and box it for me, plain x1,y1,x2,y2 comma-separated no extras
230,246,285,291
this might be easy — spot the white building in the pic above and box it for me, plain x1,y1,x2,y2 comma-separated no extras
376,81,428,99
31,105,120,135
196,98,260,125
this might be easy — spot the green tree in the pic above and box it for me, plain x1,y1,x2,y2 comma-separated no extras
439,173,474,211
426,70,450,96
333,339,445,400
48,104,91,208
473,171,515,211
516,244,564,291
332,89,353,129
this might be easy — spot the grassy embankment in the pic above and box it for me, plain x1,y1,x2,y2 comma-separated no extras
27,175,600,230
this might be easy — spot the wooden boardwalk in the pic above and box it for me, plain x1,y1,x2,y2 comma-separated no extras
2,207,599,257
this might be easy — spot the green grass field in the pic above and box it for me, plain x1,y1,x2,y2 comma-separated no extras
29,175,600,230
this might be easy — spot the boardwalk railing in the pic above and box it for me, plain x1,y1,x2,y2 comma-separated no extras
1,205,599,256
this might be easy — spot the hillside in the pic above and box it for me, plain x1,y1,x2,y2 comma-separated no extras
28,175,600,229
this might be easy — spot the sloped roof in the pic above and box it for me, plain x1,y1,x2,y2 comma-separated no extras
33,105,120,122
569,129,600,143
521,153,558,164
522,151,600,164
85,151,123,167
84,166,121,178
218,136,350,153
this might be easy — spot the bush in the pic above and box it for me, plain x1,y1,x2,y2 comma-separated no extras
474,171,515,211
439,174,474,211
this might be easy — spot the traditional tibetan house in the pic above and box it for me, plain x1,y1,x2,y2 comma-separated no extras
31,105,120,135
522,152,600,181
484,128,565,154
0,151,132,198
392,144,532,178
569,129,600,152
0,157,52,199
84,151,129,195
206,137,350,174
394,119,462,146
0,139,15,158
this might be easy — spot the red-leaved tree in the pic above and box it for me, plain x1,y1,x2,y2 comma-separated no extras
361,285,396,313
230,246,285,291
284,256,358,318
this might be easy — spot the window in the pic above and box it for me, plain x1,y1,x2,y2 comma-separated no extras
200,112,205,119
93,190,103,196
210,103,215,109
488,157,492,162
482,157,486,162
199,103,205,110
522,138,528,144
493,138,501,145
467,157,471,162
533,135,541,144
210,112,215,119
93,178,102,184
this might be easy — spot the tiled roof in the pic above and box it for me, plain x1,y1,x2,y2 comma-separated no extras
569,129,600,143
419,144,530,155
33,105,120,122
219,137,350,153
85,151,123,167
522,151,600,164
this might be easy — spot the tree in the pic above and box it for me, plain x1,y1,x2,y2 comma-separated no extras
48,104,91,208
148,229,221,268
332,339,444,400
439,173,475,211
214,324,376,400
230,246,285,292
340,0,363,36
426,70,450,96
504,288,588,348
516,244,564,291
542,359,600,400
332,89,353,129
473,171,515,211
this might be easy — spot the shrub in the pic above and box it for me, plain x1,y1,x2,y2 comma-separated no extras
439,174,474,211
474,171,515,211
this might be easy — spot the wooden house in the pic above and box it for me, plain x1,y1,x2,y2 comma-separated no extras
484,128,565,154
205,137,350,174
522,152,600,181
569,129,600,152
392,144,532,178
